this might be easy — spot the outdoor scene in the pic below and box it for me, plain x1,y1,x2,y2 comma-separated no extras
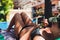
0,0,60,40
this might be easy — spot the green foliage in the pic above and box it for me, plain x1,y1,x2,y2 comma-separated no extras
0,0,14,22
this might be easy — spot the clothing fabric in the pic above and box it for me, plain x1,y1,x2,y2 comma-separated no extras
1,29,16,40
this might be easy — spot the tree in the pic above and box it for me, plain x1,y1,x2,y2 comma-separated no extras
0,0,14,22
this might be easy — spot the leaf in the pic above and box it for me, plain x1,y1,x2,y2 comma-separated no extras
0,0,14,21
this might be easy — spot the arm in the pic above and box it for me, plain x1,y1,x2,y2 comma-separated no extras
7,16,15,32
20,25,39,40
20,27,35,40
